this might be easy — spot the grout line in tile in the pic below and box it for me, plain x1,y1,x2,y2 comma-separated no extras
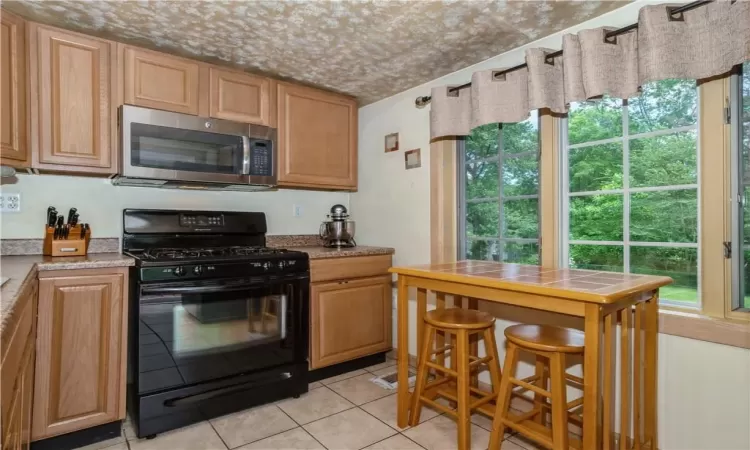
300,426,330,450
398,432,427,450
286,385,358,426
206,419,231,450
357,406,400,434
275,402,304,427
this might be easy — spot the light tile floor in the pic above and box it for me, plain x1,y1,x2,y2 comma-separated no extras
96,355,534,450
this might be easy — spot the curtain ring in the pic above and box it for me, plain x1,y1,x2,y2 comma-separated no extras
666,6,685,22
492,71,507,81
446,86,460,97
544,54,556,66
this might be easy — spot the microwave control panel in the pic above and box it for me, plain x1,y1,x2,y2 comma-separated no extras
249,139,273,177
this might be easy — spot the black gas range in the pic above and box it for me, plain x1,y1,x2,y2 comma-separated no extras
123,209,309,438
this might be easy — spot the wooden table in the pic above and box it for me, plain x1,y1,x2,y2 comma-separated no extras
390,261,671,450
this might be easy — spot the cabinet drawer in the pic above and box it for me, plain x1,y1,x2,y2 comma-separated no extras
310,255,391,283
1,279,36,420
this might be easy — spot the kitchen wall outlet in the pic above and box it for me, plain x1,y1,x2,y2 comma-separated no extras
0,193,21,212
293,205,303,217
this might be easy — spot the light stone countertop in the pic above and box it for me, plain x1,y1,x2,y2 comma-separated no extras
0,253,135,334
289,245,395,259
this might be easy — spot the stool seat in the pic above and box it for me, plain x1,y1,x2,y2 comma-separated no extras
425,308,495,330
505,324,585,353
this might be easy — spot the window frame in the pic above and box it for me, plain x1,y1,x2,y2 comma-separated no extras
559,88,702,308
730,64,750,312
456,119,542,263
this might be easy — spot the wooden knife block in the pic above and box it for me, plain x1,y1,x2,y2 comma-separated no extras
43,226,90,257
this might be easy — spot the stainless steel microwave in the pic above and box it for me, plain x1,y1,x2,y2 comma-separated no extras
114,105,277,190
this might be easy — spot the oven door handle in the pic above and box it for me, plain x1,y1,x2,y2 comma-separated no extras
141,284,259,295
163,372,292,407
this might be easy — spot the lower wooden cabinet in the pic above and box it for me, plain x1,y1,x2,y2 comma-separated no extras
32,268,128,441
310,275,392,369
1,279,38,450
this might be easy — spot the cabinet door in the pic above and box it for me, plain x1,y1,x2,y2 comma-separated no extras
310,275,392,369
277,83,357,190
29,24,115,173
32,272,127,440
0,11,28,168
209,68,272,125
123,46,202,115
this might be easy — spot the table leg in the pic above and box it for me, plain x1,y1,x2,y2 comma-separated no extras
397,277,410,429
436,292,446,367
583,303,602,450
417,288,427,369
466,297,479,387
603,312,616,450
644,293,659,449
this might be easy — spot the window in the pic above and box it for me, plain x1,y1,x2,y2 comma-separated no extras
561,80,700,306
733,62,750,310
458,113,540,264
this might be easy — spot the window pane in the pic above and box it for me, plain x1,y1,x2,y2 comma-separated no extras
569,143,623,192
465,124,499,161
628,79,697,134
631,247,698,304
503,242,540,265
502,114,539,154
466,161,498,199
630,131,697,187
630,189,698,243
503,154,538,196
569,244,624,271
567,98,623,145
503,199,538,239
467,201,498,238
570,195,623,241
466,239,497,261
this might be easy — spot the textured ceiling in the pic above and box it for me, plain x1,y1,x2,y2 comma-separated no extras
2,0,627,105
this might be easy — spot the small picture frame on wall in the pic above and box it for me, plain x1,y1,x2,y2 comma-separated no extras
405,148,421,170
384,132,399,153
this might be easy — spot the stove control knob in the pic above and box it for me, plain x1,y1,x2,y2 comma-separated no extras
173,266,185,277
193,265,203,276
263,262,270,270
278,261,284,269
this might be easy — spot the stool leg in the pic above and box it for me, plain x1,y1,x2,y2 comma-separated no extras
482,327,502,394
456,329,472,450
489,342,520,450
550,352,570,450
409,323,435,426
534,355,548,425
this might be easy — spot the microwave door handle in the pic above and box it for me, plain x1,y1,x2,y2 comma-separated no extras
241,136,251,175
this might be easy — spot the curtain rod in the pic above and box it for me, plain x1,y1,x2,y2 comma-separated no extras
414,0,715,107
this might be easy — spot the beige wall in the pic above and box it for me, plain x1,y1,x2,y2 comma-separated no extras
0,174,348,238
355,1,750,449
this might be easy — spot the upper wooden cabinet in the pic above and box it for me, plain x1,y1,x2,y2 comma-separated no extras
0,11,28,168
122,46,202,116
209,68,273,126
277,83,357,190
28,23,116,174
32,268,128,441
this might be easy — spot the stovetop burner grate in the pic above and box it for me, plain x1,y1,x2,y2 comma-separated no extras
141,246,287,261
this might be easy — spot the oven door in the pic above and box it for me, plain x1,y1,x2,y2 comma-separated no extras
136,275,308,395
120,105,277,186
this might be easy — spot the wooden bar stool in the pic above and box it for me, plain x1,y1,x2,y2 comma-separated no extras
410,308,502,450
489,324,585,450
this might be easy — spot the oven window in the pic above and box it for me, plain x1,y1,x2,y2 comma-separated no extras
137,283,296,393
131,123,244,174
